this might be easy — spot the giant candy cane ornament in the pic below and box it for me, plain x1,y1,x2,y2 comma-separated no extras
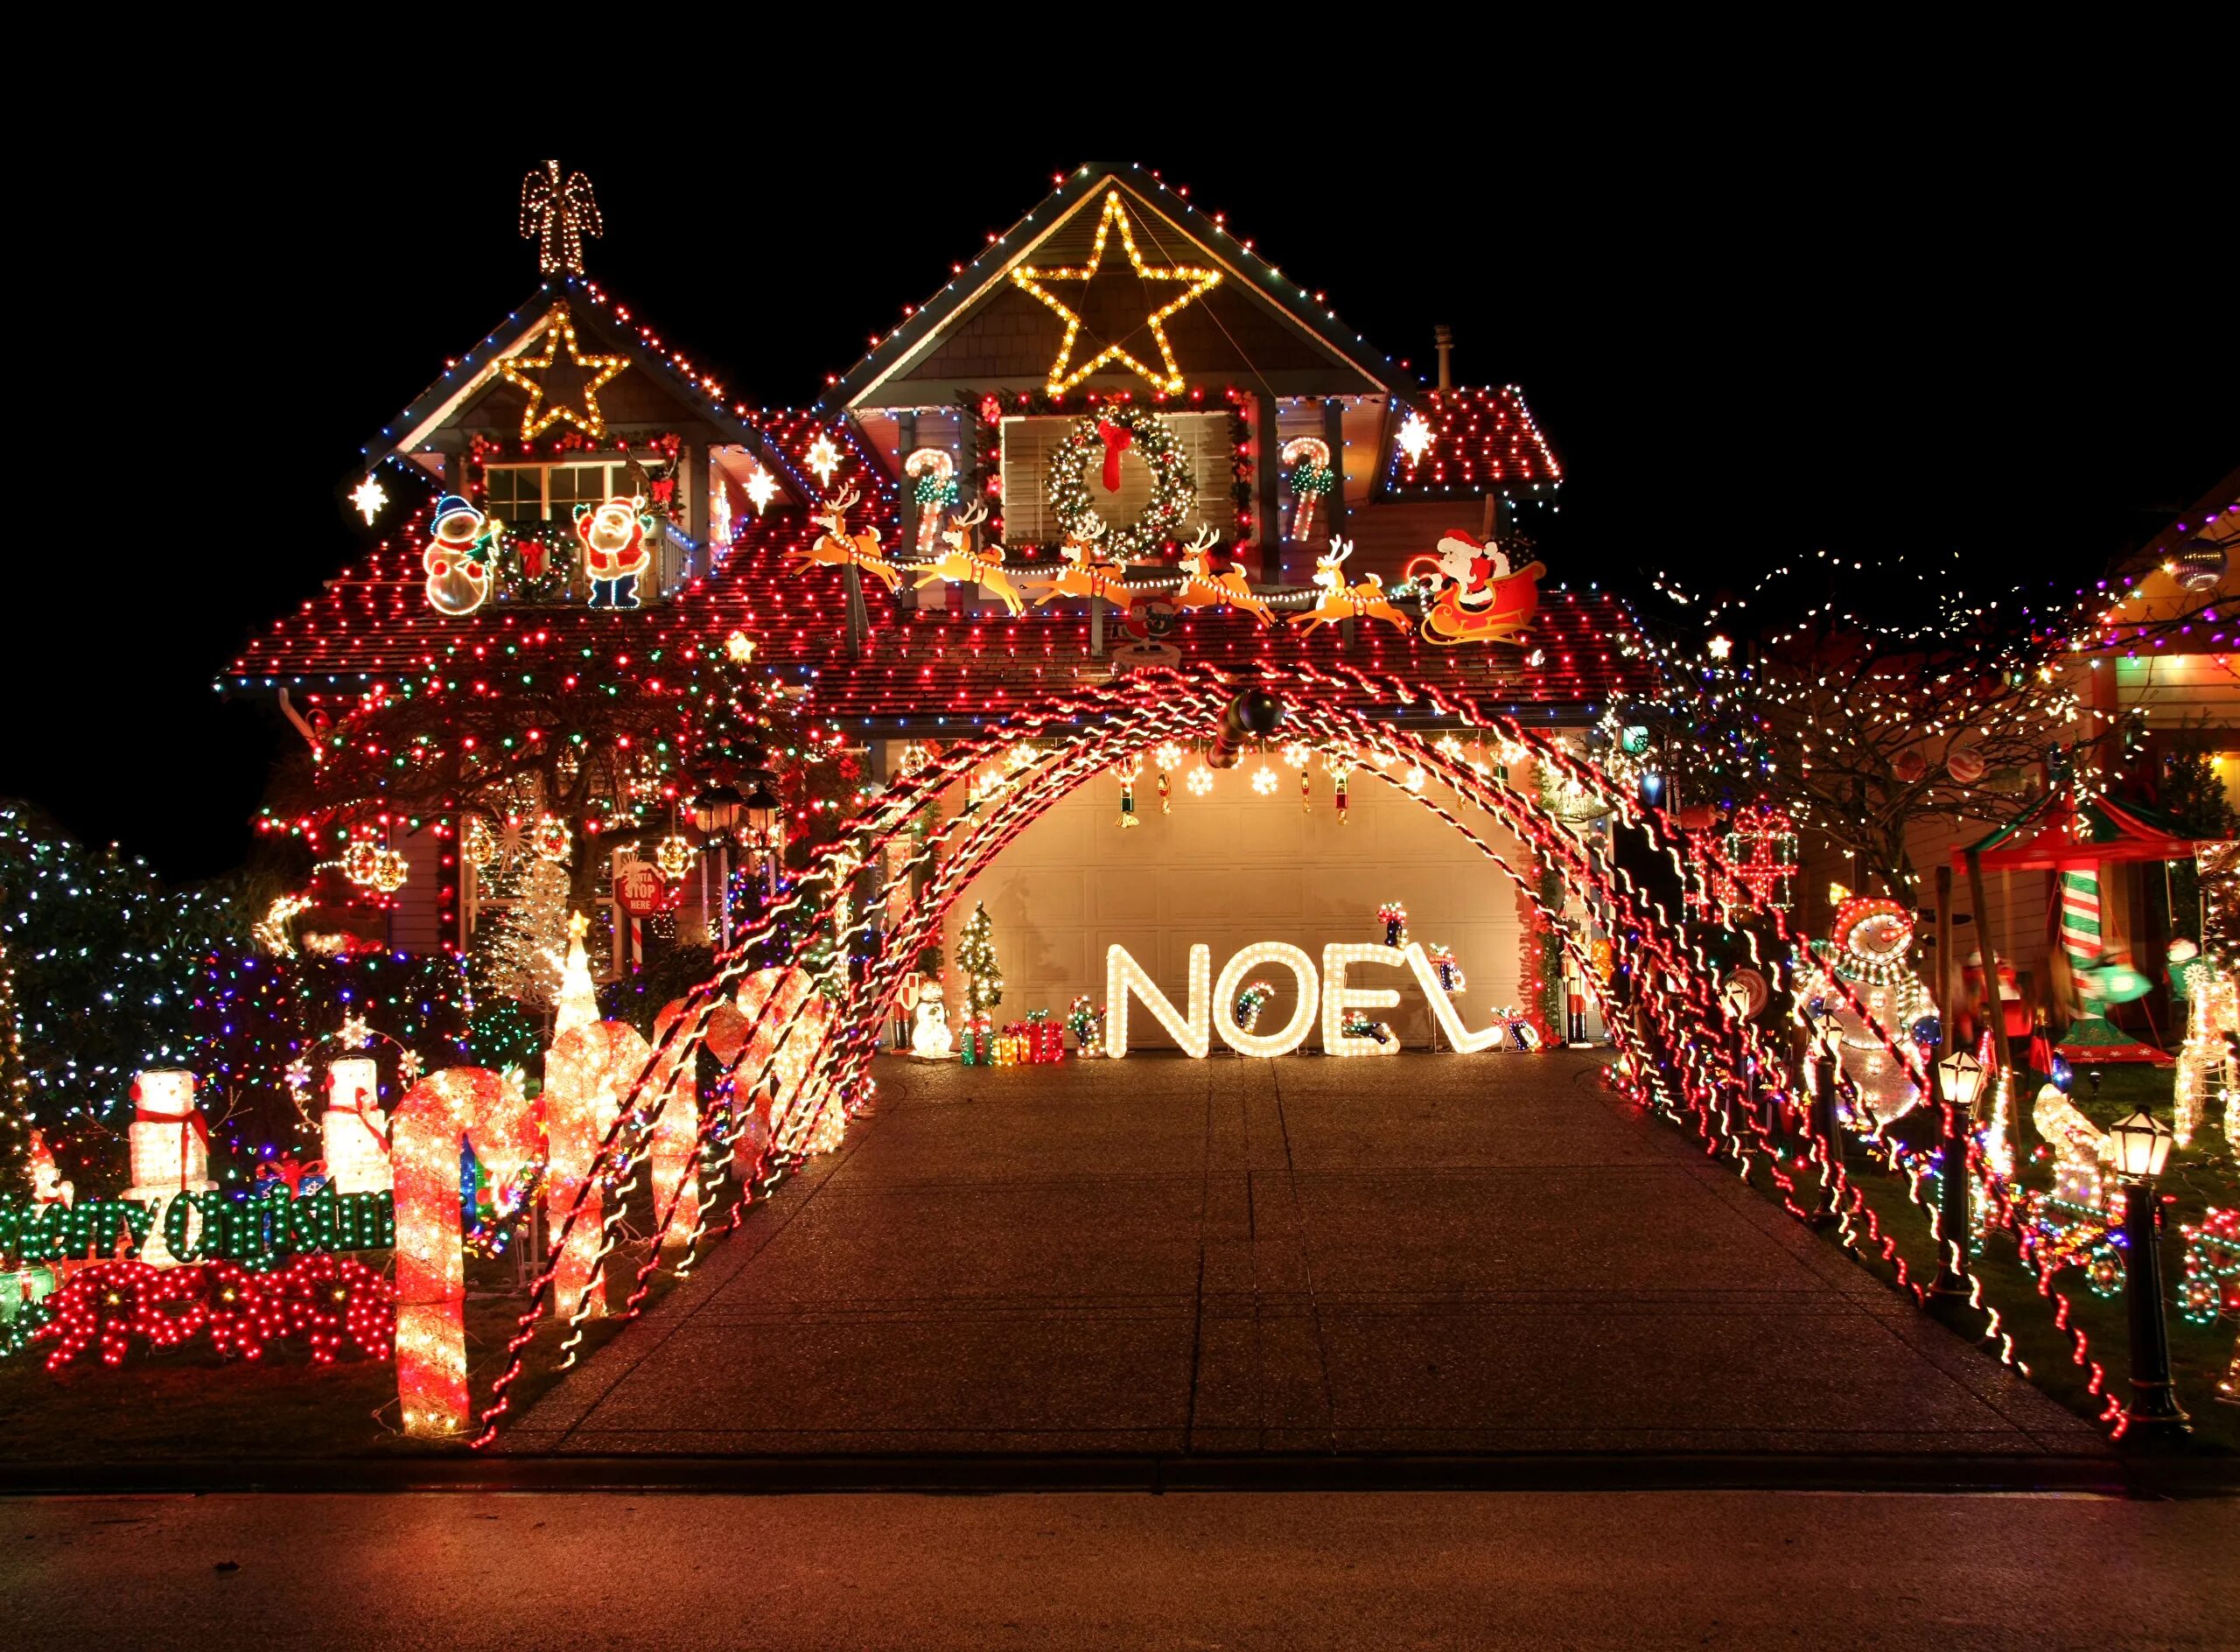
734,967,836,1157
394,1068,540,1438
903,448,957,556
1281,436,1334,542
543,1019,653,1319
644,999,749,1249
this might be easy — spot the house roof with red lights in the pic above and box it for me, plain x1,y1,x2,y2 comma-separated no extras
1382,388,1564,499
227,490,1663,726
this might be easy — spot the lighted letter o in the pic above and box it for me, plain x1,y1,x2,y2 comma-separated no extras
1214,943,1320,1057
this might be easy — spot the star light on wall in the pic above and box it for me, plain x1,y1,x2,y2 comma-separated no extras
493,306,628,440
350,476,388,525
1009,188,1223,395
744,466,780,514
1707,634,1733,660
804,435,841,486
1396,411,1434,466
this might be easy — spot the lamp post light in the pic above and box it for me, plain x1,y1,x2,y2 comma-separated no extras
1719,977,1754,1144
1809,1013,1844,1226
2108,1108,2190,1438
1931,1047,1984,1298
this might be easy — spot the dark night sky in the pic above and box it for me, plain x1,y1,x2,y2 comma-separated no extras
8,84,2230,883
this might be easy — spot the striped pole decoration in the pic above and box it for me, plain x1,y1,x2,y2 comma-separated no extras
2059,864,2103,1001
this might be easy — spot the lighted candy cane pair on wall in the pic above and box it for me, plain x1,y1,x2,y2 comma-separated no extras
902,447,959,557
1281,436,1336,541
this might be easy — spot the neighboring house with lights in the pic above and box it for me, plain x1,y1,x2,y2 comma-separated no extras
226,161,1662,1027
1790,466,2240,1048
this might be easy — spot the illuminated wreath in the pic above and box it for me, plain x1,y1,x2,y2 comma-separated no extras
1045,405,1196,561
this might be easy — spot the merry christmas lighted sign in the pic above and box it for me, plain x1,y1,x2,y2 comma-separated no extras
1104,941,1513,1058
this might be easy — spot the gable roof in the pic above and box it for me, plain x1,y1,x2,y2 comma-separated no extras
359,276,816,504
825,163,1413,411
1384,387,1564,498
1958,780,2200,870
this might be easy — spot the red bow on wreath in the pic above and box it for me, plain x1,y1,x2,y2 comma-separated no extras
1096,419,1134,494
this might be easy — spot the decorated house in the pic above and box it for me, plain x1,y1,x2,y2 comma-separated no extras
227,161,1663,1046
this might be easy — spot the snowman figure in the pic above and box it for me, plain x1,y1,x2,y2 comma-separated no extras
573,494,654,609
424,495,498,617
910,977,956,1060
1428,529,1511,617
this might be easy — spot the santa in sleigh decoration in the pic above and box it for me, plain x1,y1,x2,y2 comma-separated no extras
1405,529,1544,646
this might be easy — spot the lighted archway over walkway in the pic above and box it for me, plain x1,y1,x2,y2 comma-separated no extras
471,661,1936,1445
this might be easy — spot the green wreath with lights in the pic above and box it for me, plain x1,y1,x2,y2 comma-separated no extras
1046,405,1196,561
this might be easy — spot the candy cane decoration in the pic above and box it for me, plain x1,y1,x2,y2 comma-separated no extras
393,1068,540,1438
643,999,749,1249
903,448,957,556
735,967,836,1157
544,1020,653,1320
1281,436,1334,541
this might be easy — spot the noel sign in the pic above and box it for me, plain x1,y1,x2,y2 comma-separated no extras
1104,940,1513,1059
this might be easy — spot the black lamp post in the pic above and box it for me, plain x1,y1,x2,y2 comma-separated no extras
2108,1108,2190,1438
1810,1015,1844,1227
688,781,746,837
1931,1046,1984,1298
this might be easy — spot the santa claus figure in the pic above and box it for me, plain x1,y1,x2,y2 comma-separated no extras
574,494,654,608
1429,529,1511,614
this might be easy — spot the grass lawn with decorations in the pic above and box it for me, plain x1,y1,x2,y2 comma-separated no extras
0,1245,679,1469
1746,1060,2239,1456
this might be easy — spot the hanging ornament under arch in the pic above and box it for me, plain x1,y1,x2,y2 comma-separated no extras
1046,405,1195,562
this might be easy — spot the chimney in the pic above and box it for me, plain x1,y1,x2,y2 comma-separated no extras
1433,324,1454,389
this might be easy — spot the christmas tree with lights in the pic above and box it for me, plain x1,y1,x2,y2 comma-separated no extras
472,857,572,1012
957,901,1003,1017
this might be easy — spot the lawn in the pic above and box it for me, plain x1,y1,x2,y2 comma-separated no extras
1758,1059,2239,1455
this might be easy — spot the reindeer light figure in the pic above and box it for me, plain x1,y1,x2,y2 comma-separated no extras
793,485,901,591
1172,526,1275,625
1290,538,1410,634
1032,514,1139,612
913,502,1026,616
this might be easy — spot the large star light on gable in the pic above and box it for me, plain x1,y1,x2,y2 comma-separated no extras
1009,188,1222,396
493,304,629,440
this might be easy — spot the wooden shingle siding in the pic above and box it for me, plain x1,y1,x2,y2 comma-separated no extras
387,826,444,955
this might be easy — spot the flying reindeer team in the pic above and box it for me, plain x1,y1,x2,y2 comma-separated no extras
792,488,1543,645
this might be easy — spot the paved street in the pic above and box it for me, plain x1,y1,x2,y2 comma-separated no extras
4,1489,2232,1650
506,1051,2106,1466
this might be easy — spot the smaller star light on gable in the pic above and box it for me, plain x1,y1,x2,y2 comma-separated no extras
744,466,779,515
1010,188,1222,396
494,305,629,441
1396,411,1434,467
350,476,388,525
520,159,603,276
804,434,842,487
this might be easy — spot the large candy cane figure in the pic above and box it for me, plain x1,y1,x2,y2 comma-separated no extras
1280,436,1335,542
903,447,957,557
733,967,835,1158
543,1019,653,1320
644,998,748,1249
393,1068,540,1438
